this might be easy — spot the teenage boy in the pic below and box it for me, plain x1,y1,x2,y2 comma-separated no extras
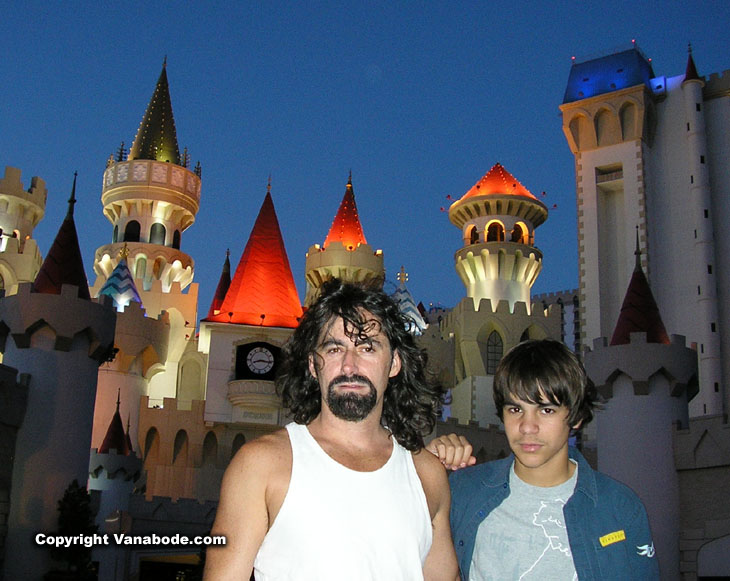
430,339,659,580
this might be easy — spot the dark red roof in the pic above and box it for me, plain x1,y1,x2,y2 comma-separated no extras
99,399,131,456
684,45,701,82
206,249,232,318
33,174,90,299
204,192,303,328
323,176,368,251
610,262,670,346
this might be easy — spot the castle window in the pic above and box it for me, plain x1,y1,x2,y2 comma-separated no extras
173,230,181,249
711,323,716,332
715,383,720,393
704,209,709,218
700,155,705,164
486,331,503,374
698,286,701,295
173,429,188,465
691,175,694,184
696,103,701,112
231,434,246,460
135,257,146,280
113,225,119,243
687,122,690,131
486,222,505,242
150,223,166,245
708,265,712,275
202,432,218,466
124,220,141,242
511,223,526,244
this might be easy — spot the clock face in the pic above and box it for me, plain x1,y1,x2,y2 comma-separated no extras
246,346,275,375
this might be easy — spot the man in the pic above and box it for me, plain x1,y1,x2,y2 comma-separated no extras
205,279,459,580
429,339,659,580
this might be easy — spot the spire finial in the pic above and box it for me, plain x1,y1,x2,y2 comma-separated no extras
348,170,352,186
397,265,408,285
163,55,167,68
118,242,130,261
267,174,272,194
634,225,642,270
226,248,230,258
66,172,78,219
688,43,692,54
126,413,131,432
116,387,121,411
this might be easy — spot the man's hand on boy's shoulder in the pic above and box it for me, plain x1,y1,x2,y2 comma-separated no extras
426,433,477,471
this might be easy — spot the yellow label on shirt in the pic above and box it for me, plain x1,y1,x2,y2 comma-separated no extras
599,530,626,547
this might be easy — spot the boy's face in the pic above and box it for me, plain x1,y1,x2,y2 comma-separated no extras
502,391,581,487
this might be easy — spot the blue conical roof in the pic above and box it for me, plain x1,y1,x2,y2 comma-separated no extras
98,255,143,312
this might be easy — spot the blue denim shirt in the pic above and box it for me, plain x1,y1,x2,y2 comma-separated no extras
449,448,660,580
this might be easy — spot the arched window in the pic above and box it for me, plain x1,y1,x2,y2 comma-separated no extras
172,230,181,249
486,222,504,242
231,434,246,460
124,220,141,242
153,257,166,279
150,223,166,245
113,225,119,243
486,331,504,374
203,432,218,466
143,427,160,465
135,257,147,280
511,223,524,243
469,226,479,245
173,429,188,465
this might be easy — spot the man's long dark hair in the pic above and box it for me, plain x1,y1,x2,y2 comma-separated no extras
276,278,444,451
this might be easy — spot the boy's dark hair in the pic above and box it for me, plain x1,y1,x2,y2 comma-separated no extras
493,339,596,427
276,278,445,451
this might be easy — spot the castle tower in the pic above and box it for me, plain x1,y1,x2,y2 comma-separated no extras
448,163,548,312
304,174,384,305
0,166,47,294
0,177,116,581
585,243,696,580
91,246,170,451
441,163,559,426
560,44,730,416
200,188,302,426
88,391,142,581
679,47,722,417
90,60,199,446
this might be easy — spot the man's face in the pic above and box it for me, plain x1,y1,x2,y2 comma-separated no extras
502,391,580,486
308,313,401,422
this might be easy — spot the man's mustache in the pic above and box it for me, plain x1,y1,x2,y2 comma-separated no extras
328,374,375,391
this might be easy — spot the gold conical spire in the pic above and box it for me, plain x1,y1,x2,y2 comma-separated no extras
128,60,181,164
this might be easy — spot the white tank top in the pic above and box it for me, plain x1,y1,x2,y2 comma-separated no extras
253,422,433,580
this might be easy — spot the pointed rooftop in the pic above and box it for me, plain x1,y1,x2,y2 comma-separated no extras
98,245,142,312
98,391,130,456
323,173,368,251
128,59,181,165
206,249,232,318
33,173,90,299
684,43,701,83
461,163,539,202
392,266,427,335
205,191,303,328
610,233,670,346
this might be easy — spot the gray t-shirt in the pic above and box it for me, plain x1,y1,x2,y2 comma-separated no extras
470,461,579,581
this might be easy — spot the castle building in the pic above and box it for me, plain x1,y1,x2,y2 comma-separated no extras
0,47,728,580
560,43,730,418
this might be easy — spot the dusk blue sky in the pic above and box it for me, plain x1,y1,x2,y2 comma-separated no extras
3,2,729,315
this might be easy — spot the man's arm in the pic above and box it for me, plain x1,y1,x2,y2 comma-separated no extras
413,450,460,581
204,432,290,580
425,433,477,471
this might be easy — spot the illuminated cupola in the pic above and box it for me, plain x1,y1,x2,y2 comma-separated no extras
448,163,548,312
204,188,303,328
304,173,384,305
93,59,201,295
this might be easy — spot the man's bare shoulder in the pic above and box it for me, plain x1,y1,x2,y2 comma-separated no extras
412,446,449,480
227,428,292,477
411,448,450,519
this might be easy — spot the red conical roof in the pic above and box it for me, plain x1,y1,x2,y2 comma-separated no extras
460,163,538,202
98,394,130,456
33,173,90,299
610,249,670,346
206,249,232,318
684,44,701,82
205,192,303,328
323,175,367,251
